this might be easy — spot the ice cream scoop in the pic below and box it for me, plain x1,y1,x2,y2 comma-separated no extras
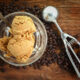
7,35,34,58
42,6,80,78
11,16,36,35
7,35,34,63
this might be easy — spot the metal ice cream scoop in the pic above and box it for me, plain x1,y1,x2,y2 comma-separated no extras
0,13,10,36
42,6,80,78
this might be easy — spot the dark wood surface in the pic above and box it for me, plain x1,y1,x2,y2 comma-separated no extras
0,0,80,80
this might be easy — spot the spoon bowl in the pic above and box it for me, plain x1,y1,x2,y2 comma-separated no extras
42,6,58,22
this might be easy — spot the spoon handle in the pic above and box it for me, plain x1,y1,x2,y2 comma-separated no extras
64,40,80,78
52,19,80,78
0,13,11,27
52,20,63,34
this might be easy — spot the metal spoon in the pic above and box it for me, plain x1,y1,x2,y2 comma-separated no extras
0,13,10,36
43,6,80,78
0,13,11,27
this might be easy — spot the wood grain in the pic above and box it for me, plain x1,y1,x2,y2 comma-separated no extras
0,0,80,80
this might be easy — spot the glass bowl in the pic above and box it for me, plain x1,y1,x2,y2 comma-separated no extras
0,12,47,66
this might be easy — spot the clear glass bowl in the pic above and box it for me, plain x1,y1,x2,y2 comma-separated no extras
0,12,47,66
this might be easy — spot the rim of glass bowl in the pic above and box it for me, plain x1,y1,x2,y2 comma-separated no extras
0,12,48,66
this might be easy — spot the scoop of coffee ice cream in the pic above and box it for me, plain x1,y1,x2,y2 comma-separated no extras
7,35,34,58
11,16,36,35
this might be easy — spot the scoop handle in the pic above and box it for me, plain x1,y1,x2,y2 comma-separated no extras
0,13,11,27
52,19,80,78
52,19,63,34
64,40,80,78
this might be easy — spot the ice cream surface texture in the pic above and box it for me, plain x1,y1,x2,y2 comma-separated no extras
7,35,35,59
11,16,36,35
0,16,36,63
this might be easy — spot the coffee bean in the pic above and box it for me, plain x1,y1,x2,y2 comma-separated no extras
0,68,5,72
22,66,26,69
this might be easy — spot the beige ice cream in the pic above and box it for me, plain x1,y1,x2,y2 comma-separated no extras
0,36,11,51
7,34,34,59
11,16,36,35
0,16,36,63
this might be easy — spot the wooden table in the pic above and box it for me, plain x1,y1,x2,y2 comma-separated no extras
0,0,80,80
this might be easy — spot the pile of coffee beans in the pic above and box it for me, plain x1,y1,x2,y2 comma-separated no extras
0,0,80,74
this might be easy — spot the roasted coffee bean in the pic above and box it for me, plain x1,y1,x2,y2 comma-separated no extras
0,59,6,66
23,66,27,69
9,65,15,68
0,68,5,72
15,66,20,69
